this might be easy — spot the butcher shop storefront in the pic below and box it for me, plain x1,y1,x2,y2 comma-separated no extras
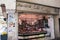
8,1,59,40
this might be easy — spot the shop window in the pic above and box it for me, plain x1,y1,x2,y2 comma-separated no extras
18,13,49,36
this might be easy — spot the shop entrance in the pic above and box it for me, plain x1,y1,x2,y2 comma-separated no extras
18,13,49,40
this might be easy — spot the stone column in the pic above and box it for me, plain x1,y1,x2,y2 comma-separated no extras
53,15,60,38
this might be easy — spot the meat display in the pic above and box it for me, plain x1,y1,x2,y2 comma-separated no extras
18,14,48,36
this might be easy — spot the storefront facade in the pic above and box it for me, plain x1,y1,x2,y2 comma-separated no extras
0,0,60,40
8,1,59,40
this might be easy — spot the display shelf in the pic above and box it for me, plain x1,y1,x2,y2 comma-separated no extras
18,31,47,36
18,34,45,39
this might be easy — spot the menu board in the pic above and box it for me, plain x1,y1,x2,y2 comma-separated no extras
8,13,15,34
8,12,17,40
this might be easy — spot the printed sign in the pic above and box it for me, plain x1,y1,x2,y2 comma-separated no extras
17,2,59,14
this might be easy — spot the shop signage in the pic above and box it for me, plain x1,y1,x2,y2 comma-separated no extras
17,2,59,14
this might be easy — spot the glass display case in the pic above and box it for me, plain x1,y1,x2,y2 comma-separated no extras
18,13,49,39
